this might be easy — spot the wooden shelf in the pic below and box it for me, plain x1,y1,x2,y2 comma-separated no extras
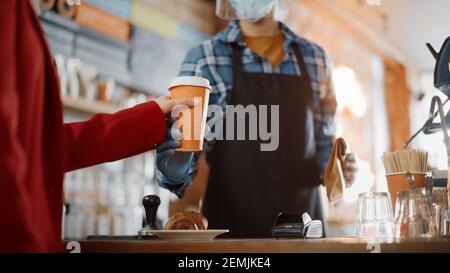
62,96,121,114
40,10,168,96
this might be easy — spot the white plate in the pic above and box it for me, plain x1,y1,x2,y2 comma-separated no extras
149,230,229,241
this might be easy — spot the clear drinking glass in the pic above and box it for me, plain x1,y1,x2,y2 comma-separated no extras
355,193,394,241
394,188,437,239
431,187,449,237
443,210,450,237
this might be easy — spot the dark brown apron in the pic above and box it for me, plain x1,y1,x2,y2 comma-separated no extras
202,43,324,238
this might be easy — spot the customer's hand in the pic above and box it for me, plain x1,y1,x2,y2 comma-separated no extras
342,153,358,188
154,96,198,115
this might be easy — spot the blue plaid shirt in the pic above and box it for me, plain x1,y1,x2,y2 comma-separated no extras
158,20,337,196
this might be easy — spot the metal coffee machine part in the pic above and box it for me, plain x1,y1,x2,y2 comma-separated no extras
427,37,450,96
427,37,450,237
403,37,450,237
405,37,450,145
138,195,161,238
85,195,161,241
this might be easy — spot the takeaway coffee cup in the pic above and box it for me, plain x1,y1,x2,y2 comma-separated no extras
168,76,211,152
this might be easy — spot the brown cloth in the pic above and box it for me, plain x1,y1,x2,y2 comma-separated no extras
324,138,347,205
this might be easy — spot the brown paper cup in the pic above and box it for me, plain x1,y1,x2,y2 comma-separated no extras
386,172,426,208
169,76,211,152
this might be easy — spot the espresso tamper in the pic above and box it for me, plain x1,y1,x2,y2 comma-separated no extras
138,195,160,238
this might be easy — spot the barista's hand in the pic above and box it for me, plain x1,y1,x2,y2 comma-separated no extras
156,139,195,184
154,96,198,115
342,153,358,187
156,118,195,185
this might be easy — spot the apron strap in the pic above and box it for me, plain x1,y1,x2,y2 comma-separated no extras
291,43,315,105
229,43,243,103
231,43,243,77
232,42,313,84
290,43,313,85
229,42,314,102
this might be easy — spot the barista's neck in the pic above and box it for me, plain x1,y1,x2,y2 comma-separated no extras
239,16,281,37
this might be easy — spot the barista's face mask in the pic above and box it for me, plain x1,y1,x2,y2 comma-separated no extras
228,0,276,23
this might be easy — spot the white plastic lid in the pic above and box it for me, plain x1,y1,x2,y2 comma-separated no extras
169,76,211,90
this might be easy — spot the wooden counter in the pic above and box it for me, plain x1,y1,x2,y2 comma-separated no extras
72,237,450,253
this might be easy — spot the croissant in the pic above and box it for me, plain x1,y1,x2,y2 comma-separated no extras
164,211,208,230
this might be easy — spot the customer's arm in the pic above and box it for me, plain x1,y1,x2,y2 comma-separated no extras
64,101,167,171
64,97,195,172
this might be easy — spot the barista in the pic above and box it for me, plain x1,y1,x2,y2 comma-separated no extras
156,0,357,238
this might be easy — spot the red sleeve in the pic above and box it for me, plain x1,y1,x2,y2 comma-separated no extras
0,0,37,250
64,101,167,171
